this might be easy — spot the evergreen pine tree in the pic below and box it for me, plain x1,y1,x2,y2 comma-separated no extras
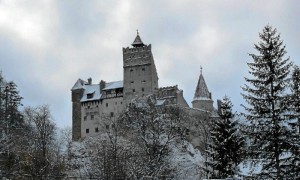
241,25,293,179
208,96,243,178
289,65,300,177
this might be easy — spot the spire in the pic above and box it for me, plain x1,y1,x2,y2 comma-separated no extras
193,68,211,100
132,29,145,47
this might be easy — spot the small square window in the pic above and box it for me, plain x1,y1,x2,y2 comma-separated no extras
130,69,133,72
95,127,99,133
86,129,89,133
106,125,109,129
131,81,134,84
121,102,123,104
142,68,145,71
87,93,93,99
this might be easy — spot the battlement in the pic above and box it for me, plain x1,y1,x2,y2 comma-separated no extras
158,85,178,90
122,44,152,54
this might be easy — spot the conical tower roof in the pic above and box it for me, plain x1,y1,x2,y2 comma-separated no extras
132,30,145,47
193,68,211,100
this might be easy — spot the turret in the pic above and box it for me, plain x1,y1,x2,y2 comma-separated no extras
192,67,214,112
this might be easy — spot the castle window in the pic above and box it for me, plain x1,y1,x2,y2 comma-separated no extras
121,101,123,104
142,80,146,83
131,81,134,84
95,127,99,133
133,89,135,92
87,93,93,99
86,129,89,134
88,105,90,109
110,112,114,117
91,115,94,120
106,125,109,130
106,103,108,107
84,116,87,121
130,69,133,72
142,88,144,92
142,68,145,71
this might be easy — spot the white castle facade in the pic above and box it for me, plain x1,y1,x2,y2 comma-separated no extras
71,32,215,141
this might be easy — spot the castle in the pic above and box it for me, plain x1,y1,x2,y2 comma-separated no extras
71,32,214,141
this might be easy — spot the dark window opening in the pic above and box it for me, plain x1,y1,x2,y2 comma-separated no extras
110,112,114,117
86,129,89,133
106,125,109,130
84,116,87,121
87,93,93,99
95,127,99,133
142,88,144,92
91,115,94,120
133,89,135,92
142,68,145,71
106,103,108,107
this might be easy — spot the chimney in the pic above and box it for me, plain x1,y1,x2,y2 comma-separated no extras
217,99,222,115
88,78,92,85
100,80,106,93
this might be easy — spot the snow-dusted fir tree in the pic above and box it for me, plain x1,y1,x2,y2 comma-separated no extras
241,25,293,179
208,96,243,178
291,65,300,132
289,65,300,177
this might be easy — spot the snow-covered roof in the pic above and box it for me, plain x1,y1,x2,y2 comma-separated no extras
80,84,101,102
102,81,123,90
71,79,87,90
77,80,124,102
156,99,166,106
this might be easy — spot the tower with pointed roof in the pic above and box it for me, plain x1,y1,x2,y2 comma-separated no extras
192,68,214,112
122,31,159,103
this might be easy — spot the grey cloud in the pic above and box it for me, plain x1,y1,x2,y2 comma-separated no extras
0,0,299,127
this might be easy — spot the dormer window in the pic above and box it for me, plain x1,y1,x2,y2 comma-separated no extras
87,93,93,99
87,91,95,99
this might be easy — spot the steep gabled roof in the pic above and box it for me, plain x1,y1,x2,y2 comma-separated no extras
71,78,87,90
193,72,211,101
131,30,145,47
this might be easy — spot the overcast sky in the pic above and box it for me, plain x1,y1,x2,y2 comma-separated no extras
0,0,299,128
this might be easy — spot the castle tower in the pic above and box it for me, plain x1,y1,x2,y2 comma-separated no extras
192,67,214,112
123,31,159,103
71,79,86,141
